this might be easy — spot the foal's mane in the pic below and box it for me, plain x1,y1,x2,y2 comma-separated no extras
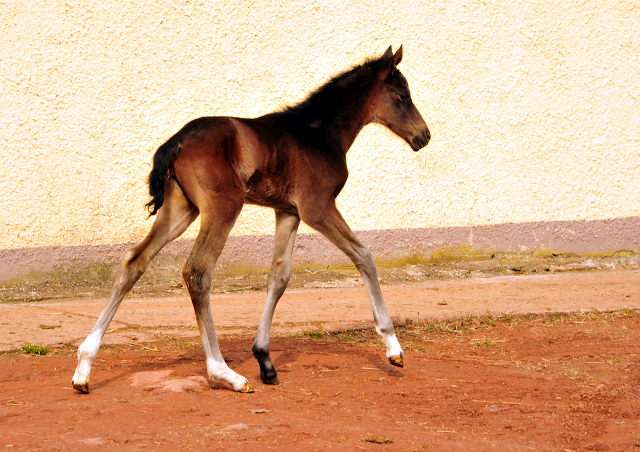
280,53,387,126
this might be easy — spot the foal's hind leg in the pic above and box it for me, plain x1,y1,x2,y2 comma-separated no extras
301,201,404,367
72,179,198,393
182,197,253,392
253,210,300,384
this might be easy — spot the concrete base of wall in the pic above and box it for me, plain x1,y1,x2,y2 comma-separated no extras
2,217,639,282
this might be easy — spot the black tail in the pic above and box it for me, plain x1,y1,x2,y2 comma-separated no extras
145,136,182,216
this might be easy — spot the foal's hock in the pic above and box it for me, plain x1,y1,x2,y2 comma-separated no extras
72,45,431,393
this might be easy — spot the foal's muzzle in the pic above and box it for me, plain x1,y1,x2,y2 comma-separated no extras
411,127,431,151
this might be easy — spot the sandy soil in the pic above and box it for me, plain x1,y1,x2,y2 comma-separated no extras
1,269,639,451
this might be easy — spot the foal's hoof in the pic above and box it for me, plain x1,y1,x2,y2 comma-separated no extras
72,379,90,394
262,375,280,385
389,355,404,368
238,381,254,393
260,368,280,385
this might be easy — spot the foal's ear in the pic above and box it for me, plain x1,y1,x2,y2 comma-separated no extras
393,45,403,66
380,46,395,79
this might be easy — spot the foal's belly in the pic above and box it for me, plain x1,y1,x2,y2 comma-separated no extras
244,186,297,213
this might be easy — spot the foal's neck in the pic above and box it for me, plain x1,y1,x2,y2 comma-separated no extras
327,89,374,154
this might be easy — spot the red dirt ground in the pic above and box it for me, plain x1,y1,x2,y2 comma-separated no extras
2,269,640,451
1,310,639,452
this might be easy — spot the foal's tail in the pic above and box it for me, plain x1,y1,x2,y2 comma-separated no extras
145,136,182,216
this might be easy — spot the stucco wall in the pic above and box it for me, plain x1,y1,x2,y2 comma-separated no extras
2,1,639,254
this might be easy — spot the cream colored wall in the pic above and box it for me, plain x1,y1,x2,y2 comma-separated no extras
2,0,639,251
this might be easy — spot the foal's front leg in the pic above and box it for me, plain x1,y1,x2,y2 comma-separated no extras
253,210,300,384
302,202,404,367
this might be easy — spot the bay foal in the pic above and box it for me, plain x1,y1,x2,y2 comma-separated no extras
72,46,430,393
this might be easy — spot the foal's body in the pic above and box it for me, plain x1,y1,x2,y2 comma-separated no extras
72,46,430,393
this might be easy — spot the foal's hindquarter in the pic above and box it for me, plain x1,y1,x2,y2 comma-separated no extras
73,46,428,393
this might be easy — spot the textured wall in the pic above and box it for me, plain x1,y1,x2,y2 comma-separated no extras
2,0,639,252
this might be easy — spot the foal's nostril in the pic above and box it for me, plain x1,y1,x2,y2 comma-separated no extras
423,128,431,144
410,127,431,151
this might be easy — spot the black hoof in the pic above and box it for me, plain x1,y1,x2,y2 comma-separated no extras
259,362,279,385
261,373,280,385
253,348,279,385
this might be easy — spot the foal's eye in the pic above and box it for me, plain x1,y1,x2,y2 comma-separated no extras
398,93,410,102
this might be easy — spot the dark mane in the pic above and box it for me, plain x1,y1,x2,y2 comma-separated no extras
279,54,387,127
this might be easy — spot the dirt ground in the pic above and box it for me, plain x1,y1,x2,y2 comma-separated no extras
1,262,639,451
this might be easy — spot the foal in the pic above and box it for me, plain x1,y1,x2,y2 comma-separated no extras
72,45,430,393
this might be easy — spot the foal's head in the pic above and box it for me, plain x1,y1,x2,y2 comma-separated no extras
372,46,430,151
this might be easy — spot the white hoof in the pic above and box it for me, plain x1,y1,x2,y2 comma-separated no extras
207,359,253,393
73,348,96,394
73,333,101,394
210,374,254,393
381,332,404,362
72,370,90,393
389,354,404,367
235,379,254,393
